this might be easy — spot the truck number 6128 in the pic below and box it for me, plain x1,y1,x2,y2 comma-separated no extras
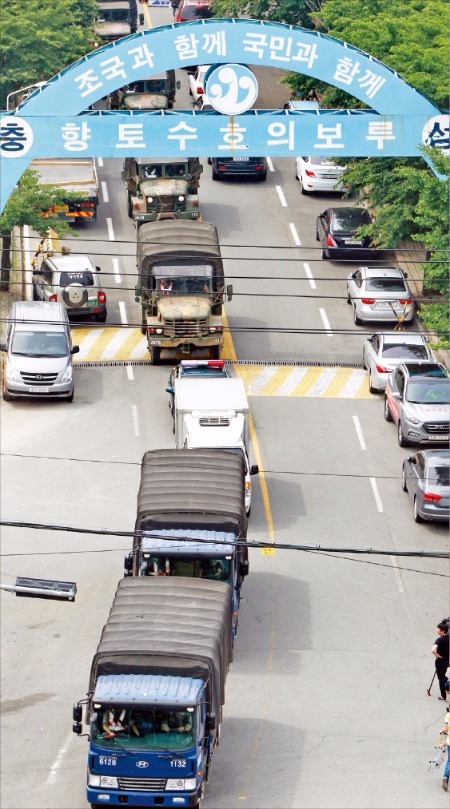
170,759,187,768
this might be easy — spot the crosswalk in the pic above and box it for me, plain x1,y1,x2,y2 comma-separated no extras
72,327,371,398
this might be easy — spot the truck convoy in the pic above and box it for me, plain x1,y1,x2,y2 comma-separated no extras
169,377,259,514
93,0,138,43
136,220,233,363
124,448,249,634
30,158,100,223
122,156,202,223
73,576,232,809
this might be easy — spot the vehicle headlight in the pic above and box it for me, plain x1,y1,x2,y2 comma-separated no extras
88,773,100,787
209,327,217,333
155,328,163,335
99,776,118,788
403,408,421,425
147,196,154,204
166,778,196,791
61,365,73,383
5,362,19,382
178,195,185,202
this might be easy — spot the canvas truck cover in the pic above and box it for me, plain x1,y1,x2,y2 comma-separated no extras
136,448,247,536
89,577,232,716
137,220,223,290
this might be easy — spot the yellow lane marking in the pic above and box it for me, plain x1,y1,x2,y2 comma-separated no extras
223,311,275,555
141,2,153,28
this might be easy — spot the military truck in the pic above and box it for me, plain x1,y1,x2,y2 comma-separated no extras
113,71,179,110
93,0,138,43
136,220,233,364
122,156,202,223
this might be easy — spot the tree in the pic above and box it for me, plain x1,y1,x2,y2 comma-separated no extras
0,0,97,109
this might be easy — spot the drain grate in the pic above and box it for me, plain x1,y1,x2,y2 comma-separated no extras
75,358,365,370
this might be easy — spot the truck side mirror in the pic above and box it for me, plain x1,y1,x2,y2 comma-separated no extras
250,465,259,475
206,712,216,732
124,553,133,574
166,386,173,394
240,560,249,577
95,266,101,272
227,284,233,301
71,345,80,355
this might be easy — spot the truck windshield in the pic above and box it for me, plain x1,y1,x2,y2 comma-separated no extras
97,10,130,22
131,80,168,95
139,555,231,584
154,265,213,295
92,707,195,752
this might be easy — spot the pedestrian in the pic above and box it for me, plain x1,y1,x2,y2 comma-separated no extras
440,707,449,791
432,622,449,700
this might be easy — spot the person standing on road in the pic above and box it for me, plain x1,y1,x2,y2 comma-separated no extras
432,622,449,700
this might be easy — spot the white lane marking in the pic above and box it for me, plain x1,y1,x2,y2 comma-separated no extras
126,364,134,381
112,258,121,284
303,262,316,290
132,404,140,436
97,157,104,167
289,223,301,246
248,367,279,394
319,308,333,336
119,301,128,325
101,181,109,203
369,477,383,512
274,367,308,396
390,554,405,594
339,369,367,397
106,217,115,241
47,732,73,784
99,329,131,360
75,328,105,360
352,415,367,451
275,185,287,207
267,157,274,172
307,368,339,397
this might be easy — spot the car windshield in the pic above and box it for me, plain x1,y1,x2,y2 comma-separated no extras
91,707,195,752
427,464,450,487
181,367,228,377
331,209,371,231
406,380,450,404
365,278,407,292
381,344,428,360
59,271,94,287
11,330,68,357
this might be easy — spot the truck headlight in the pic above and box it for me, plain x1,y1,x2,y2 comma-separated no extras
166,778,196,791
88,773,100,787
5,362,19,382
61,365,73,383
155,328,163,335
147,196,154,204
88,773,119,788
177,195,185,202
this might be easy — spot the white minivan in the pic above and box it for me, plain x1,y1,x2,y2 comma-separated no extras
1,301,79,402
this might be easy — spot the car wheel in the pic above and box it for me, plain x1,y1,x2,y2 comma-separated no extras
384,396,393,422
207,157,212,165
369,372,378,394
95,311,107,323
320,247,327,259
401,467,408,492
353,306,363,326
397,420,408,447
346,293,352,305
127,192,133,219
150,346,161,365
2,385,13,401
413,497,424,523
295,166,299,180
315,228,320,241
211,166,220,181
300,178,307,195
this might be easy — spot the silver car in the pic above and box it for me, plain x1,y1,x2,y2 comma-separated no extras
32,254,107,321
363,332,432,393
347,266,414,326
402,449,449,523
384,361,450,447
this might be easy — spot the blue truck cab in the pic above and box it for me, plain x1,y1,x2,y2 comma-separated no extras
74,577,232,808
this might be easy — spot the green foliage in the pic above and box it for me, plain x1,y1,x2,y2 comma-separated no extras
0,0,97,108
0,170,80,238
212,0,322,28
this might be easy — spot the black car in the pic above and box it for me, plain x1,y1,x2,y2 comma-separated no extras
316,207,376,260
208,156,267,181
402,449,449,523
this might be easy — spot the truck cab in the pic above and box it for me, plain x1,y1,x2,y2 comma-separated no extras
93,0,137,43
115,71,179,110
122,156,202,223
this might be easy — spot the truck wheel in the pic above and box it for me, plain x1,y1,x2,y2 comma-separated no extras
150,346,161,365
127,192,133,219
210,346,220,360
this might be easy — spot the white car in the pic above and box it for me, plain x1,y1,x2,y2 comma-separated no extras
347,266,415,326
362,332,432,393
295,156,348,195
188,65,209,103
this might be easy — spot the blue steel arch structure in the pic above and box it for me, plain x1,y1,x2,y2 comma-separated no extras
0,18,443,211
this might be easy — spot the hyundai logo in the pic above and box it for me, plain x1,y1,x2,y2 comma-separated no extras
136,760,149,768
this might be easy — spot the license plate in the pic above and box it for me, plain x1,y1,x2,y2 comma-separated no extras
232,157,249,162
86,299,97,307
344,240,363,245
29,386,49,393
428,435,449,441
376,301,394,308
322,174,338,179
53,204,69,213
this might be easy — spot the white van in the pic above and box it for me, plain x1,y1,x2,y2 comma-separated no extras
0,301,79,402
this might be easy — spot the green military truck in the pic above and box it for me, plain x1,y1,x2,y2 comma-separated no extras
136,220,233,364
122,156,202,223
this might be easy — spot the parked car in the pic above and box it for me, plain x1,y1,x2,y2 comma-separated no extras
316,206,375,260
209,156,267,181
175,0,213,22
347,266,414,326
166,359,230,418
384,361,450,447
363,332,432,393
0,301,79,402
283,99,320,111
188,65,209,102
402,449,449,523
32,254,107,322
295,156,348,195
194,94,214,111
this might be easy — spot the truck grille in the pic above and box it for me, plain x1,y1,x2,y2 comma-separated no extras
164,318,208,337
20,372,58,385
423,422,450,435
147,195,184,214
118,776,167,791
199,416,231,426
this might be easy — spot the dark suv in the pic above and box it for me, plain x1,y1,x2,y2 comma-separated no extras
384,361,449,446
209,157,267,182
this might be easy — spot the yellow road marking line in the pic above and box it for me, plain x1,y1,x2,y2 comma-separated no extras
142,2,153,28
222,311,275,555
324,367,356,398
258,366,294,396
291,366,323,396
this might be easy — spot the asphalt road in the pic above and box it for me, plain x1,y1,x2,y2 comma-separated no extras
1,6,448,809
